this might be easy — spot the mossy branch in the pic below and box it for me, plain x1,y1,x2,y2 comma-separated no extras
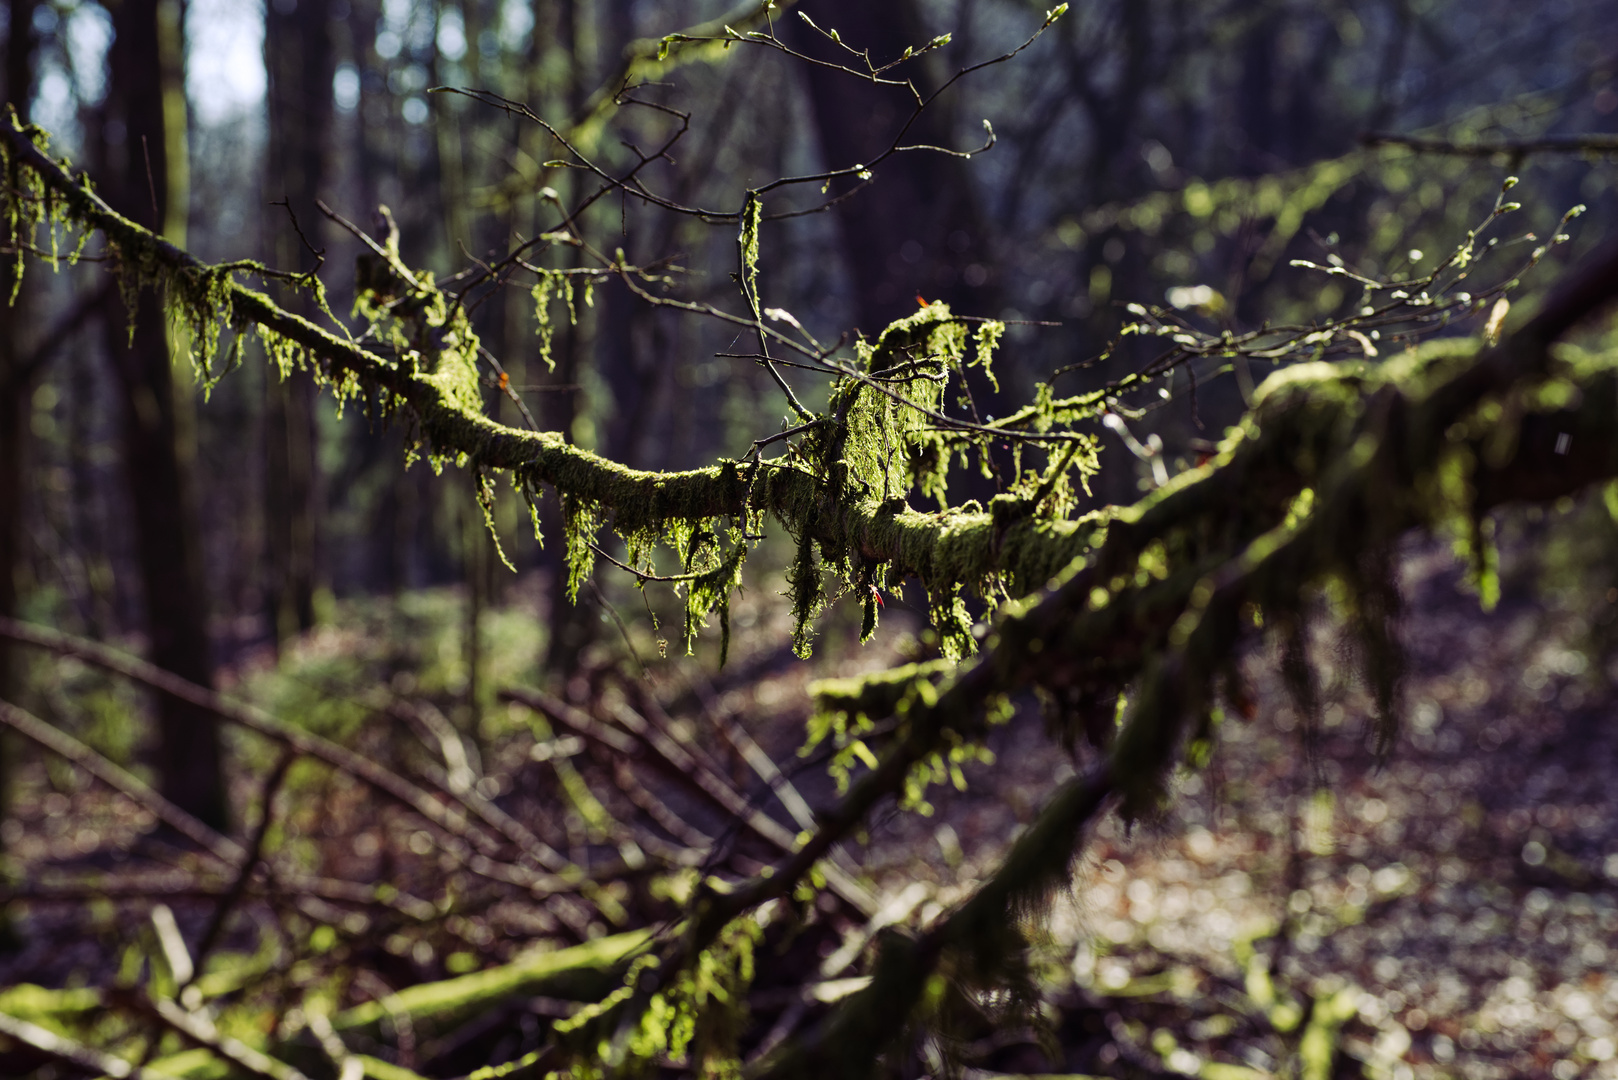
0,115,1098,659
751,764,1116,1079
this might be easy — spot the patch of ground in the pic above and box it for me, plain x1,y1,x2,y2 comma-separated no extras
3,539,1617,1078
1024,539,1618,1079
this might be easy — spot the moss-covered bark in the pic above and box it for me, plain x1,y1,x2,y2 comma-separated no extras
0,115,1103,663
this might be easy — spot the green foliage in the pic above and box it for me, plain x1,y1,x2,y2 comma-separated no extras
546,921,759,1079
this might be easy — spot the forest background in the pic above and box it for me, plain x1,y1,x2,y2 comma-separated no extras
0,0,1617,1078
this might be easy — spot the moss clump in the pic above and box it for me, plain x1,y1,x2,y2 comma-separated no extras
530,267,590,373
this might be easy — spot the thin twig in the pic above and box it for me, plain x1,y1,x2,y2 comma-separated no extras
747,418,824,460
476,344,541,431
141,135,160,223
587,540,708,583
186,749,297,984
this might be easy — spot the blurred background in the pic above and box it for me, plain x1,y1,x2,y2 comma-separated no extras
2,3,1618,1077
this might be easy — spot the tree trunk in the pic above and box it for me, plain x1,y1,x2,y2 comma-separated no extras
1,0,42,859
99,0,227,830
540,0,599,679
263,0,333,648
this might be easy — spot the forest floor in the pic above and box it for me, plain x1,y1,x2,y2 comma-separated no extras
963,536,1618,1080
2,529,1617,1079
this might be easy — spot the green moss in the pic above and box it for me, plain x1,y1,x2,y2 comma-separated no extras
530,269,580,372
0,121,1133,669
810,659,954,721
332,931,651,1041
739,191,763,317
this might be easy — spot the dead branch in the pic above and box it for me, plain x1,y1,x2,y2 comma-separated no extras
1362,131,1618,157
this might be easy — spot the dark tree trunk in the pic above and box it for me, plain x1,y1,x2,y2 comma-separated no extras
0,347,24,705
263,0,334,647
792,0,996,335
541,0,600,680
262,374,319,640
1,0,41,842
1238,16,1280,175
99,0,227,830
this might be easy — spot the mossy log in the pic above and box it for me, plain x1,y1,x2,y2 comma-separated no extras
328,929,650,1045
0,933,648,1079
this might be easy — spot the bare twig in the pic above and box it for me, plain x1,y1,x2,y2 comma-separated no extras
269,196,327,282
476,344,541,431
747,418,824,460
186,749,297,984
588,540,710,584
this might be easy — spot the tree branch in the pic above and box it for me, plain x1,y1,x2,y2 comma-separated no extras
0,115,1100,601
1362,131,1618,157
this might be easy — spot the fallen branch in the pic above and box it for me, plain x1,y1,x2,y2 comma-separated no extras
0,116,1101,632
0,618,604,917
1362,131,1618,157
751,764,1117,1078
0,698,442,922
0,697,241,865
507,686,877,917
147,994,313,1080
0,1009,180,1078
328,930,652,1044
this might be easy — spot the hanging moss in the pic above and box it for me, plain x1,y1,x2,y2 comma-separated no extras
681,537,746,665
0,118,1136,667
530,268,580,372
787,529,823,659
560,494,601,605
1,117,72,299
